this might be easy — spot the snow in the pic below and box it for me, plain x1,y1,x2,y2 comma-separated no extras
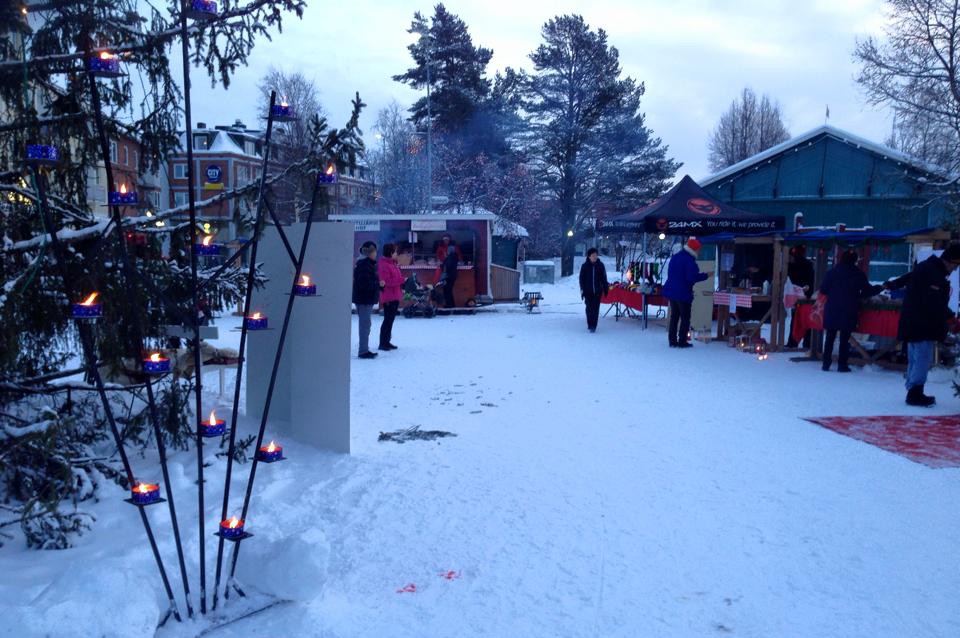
1,265,959,637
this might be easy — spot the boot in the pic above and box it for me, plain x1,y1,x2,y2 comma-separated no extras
906,385,935,407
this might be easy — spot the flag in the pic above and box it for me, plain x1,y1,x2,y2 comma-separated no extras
825,105,830,120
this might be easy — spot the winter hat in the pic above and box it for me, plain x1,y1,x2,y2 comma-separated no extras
940,244,960,264
686,237,702,254
360,241,377,257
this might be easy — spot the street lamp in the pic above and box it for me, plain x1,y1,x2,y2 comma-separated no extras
409,25,433,213
567,229,575,238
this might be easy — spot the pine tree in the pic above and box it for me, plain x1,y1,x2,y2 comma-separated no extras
520,15,680,276
0,0,364,548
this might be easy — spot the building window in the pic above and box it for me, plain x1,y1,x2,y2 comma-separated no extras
122,145,128,166
133,150,138,168
148,191,159,208
174,191,189,207
193,134,209,150
109,141,118,163
174,163,187,179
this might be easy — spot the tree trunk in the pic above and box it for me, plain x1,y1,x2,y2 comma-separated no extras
560,236,575,277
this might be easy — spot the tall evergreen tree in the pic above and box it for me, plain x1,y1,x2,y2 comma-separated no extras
393,3,493,137
520,15,679,276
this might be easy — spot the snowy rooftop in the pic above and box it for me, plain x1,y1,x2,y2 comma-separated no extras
700,124,948,186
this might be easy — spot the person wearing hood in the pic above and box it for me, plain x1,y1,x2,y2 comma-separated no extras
663,238,711,348
888,244,960,406
377,243,404,351
579,248,609,333
819,249,883,372
352,241,380,359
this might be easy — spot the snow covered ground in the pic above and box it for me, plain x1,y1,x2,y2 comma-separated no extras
2,269,959,637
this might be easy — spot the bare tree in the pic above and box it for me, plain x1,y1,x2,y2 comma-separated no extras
707,87,790,172
369,101,428,215
257,67,326,219
856,0,960,190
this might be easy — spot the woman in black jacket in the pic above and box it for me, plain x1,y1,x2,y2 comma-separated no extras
819,250,882,372
579,248,609,333
440,242,460,308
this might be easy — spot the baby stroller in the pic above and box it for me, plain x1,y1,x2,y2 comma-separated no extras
401,274,437,318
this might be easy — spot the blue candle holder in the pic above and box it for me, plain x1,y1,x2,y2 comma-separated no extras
270,103,297,122
142,354,170,374
244,314,268,330
219,518,246,539
88,54,122,77
25,144,60,166
184,0,218,20
294,277,316,296
317,166,338,185
256,442,284,463
71,302,103,320
194,241,222,256
200,419,226,438
131,483,161,505
109,189,138,206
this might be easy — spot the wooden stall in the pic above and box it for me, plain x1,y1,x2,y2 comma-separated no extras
331,212,494,308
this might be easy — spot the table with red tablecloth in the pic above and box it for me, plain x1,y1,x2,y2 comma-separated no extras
601,287,668,327
791,300,900,342
792,298,903,364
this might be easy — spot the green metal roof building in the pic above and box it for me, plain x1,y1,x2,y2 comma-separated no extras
700,125,950,280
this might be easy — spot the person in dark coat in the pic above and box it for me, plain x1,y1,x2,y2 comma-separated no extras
819,249,883,372
663,238,711,348
579,248,609,333
887,245,960,406
786,245,815,349
352,241,380,359
440,241,460,308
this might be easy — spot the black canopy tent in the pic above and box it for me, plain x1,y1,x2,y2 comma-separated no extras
601,175,785,235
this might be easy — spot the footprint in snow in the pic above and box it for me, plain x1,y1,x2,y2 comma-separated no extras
481,402,497,407
469,410,482,414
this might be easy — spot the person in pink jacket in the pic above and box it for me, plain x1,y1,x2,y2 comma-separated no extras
377,243,405,351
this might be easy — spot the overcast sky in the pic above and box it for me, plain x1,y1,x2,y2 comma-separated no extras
180,0,893,182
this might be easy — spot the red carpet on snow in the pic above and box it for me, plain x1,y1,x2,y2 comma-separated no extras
804,414,960,468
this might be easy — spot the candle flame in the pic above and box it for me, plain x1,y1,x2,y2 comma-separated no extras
325,164,335,176
99,51,115,60
136,483,150,493
119,183,127,194
280,97,289,107
81,292,99,306
202,235,213,246
227,516,240,529
208,410,218,426
251,312,262,320
149,352,161,363
266,441,277,453
299,275,310,286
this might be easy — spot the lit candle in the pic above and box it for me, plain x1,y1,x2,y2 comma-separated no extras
71,291,102,319
25,144,60,166
270,100,297,122
142,352,170,374
131,481,160,505
184,0,218,20
244,311,268,330
219,516,245,540
88,51,122,77
200,410,226,437
109,183,138,206
294,274,316,296
194,234,221,256
317,163,337,185
256,440,284,463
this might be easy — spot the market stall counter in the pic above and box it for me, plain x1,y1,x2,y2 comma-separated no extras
601,284,668,328
791,297,905,366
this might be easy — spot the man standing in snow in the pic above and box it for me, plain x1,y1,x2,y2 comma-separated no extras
663,238,711,348
818,250,883,372
353,241,381,359
579,248,609,333
889,244,960,406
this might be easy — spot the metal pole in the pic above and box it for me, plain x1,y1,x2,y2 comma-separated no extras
425,37,432,214
211,91,278,611
179,7,208,614
31,167,182,624
225,176,324,597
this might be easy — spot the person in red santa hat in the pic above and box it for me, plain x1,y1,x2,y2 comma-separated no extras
663,237,711,348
